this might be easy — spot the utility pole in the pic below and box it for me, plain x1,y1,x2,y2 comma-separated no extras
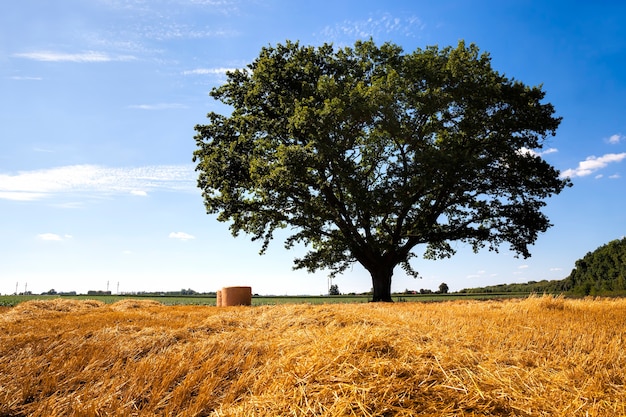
117,282,120,294
15,282,18,295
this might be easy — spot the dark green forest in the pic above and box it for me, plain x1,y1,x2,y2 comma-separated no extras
460,238,626,296
562,237,626,295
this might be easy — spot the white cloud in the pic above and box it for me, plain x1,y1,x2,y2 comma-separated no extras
0,192,47,201
103,0,240,15
319,14,425,41
140,23,237,40
518,265,529,269
517,147,558,157
130,190,148,196
608,134,624,144
560,153,626,178
609,173,621,179
182,67,236,76
14,51,136,63
37,233,63,241
466,270,487,279
550,267,563,272
53,201,85,209
9,76,43,81
0,164,196,201
33,147,54,153
169,232,195,241
128,103,187,110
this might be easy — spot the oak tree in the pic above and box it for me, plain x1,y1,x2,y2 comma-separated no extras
193,40,570,302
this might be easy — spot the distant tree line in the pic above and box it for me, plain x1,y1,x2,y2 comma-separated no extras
120,289,217,296
458,280,566,294
399,283,449,295
458,238,626,296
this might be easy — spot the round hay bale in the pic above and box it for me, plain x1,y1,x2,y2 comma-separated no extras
220,286,252,306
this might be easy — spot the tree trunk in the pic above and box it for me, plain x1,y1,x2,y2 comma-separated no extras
370,266,394,302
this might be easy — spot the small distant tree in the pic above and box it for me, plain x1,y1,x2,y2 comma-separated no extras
438,283,449,294
193,39,570,302
329,284,340,295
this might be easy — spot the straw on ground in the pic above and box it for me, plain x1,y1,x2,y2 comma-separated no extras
1,295,625,416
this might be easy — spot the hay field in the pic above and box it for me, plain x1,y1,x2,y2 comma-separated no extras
1,296,625,416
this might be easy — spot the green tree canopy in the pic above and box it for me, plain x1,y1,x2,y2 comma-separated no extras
564,238,626,295
193,39,570,302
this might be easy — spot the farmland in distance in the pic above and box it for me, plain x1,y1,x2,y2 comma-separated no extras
0,292,529,308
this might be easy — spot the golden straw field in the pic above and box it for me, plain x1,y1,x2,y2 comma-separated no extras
1,296,625,416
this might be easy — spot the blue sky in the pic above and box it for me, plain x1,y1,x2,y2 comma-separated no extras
1,0,625,296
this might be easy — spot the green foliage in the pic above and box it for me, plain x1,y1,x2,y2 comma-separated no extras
459,279,567,294
328,284,340,296
193,39,569,302
564,238,626,296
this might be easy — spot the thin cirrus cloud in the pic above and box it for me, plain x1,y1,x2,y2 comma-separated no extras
608,134,624,144
517,147,558,158
560,153,626,179
169,231,195,241
182,67,237,76
10,76,43,81
319,13,424,40
13,51,136,63
128,103,188,110
136,20,238,41
37,233,72,241
0,164,196,202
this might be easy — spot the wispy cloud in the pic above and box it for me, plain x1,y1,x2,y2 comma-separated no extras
182,67,236,76
128,103,187,110
140,24,238,41
608,134,624,144
560,153,626,178
517,147,558,157
102,0,240,15
0,164,196,202
319,13,424,41
13,51,136,63
169,231,195,241
37,233,72,241
9,76,43,81
33,147,54,153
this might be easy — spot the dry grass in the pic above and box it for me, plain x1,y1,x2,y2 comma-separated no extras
1,295,625,416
